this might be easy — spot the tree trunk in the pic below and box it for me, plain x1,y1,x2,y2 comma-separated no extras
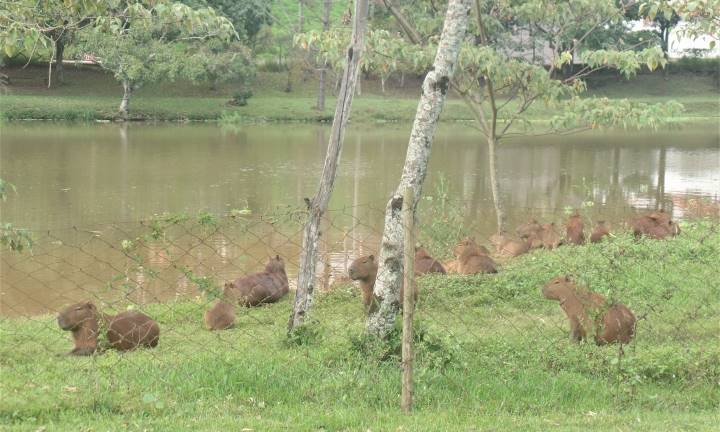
316,0,333,111
55,39,65,85
119,80,133,118
487,135,506,232
381,0,424,44
288,0,370,332
366,0,471,338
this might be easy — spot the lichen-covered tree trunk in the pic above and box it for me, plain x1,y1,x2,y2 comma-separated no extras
366,0,471,338
289,0,370,331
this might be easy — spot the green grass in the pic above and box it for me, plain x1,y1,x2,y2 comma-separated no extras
1,221,718,431
1,65,717,122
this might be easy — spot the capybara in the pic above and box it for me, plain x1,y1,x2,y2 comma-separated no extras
630,210,681,240
565,212,585,245
57,301,160,355
415,247,446,275
590,220,611,243
348,254,417,312
540,223,563,249
452,237,497,274
443,260,459,274
516,219,544,249
489,232,530,258
542,276,635,345
204,287,238,331
226,255,289,306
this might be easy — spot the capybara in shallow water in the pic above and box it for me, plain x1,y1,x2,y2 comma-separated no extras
540,223,563,249
565,213,585,245
225,255,289,306
542,276,635,345
57,301,160,355
630,210,680,240
489,232,530,258
348,254,417,312
414,247,446,275
452,237,497,274
204,286,238,331
516,219,544,249
590,220,611,243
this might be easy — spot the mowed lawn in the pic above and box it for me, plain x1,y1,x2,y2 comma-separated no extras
1,222,718,431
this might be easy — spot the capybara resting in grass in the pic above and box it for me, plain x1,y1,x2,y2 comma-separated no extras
348,254,417,312
415,247,446,275
489,232,530,258
590,221,611,243
630,210,681,240
225,255,289,306
452,237,497,274
516,219,544,249
540,223,563,249
57,301,160,355
204,287,238,331
565,213,585,245
542,276,635,345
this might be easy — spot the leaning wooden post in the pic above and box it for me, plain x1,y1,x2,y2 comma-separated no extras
401,186,415,413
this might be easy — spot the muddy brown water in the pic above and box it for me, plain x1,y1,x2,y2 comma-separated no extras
1,122,718,316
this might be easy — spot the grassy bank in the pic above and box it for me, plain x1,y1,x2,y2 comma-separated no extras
1,65,717,122
1,222,718,431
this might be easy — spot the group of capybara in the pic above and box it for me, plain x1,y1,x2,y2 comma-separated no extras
57,209,679,355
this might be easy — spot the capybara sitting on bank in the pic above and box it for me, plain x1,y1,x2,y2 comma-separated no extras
542,276,636,345
540,223,563,249
516,219,544,249
489,232,530,258
452,237,497,274
225,255,289,306
590,220,611,243
565,212,585,245
204,287,238,331
415,247,446,275
630,210,681,240
348,254,417,312
57,301,160,355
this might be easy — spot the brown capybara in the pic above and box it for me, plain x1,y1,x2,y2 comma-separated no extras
590,220,611,243
204,286,238,331
630,210,680,240
443,260,459,274
415,247,446,275
348,254,417,312
348,254,378,310
452,237,497,274
489,232,530,258
565,212,585,245
226,255,289,306
516,219,544,249
57,301,160,355
540,223,563,249
542,276,635,345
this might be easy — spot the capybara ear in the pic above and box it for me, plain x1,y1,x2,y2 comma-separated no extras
368,254,375,261
224,281,234,288
564,275,572,282
275,254,280,260
84,301,95,310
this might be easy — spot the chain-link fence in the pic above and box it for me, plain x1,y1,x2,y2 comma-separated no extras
1,200,718,428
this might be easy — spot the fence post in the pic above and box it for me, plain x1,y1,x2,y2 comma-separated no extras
401,186,415,413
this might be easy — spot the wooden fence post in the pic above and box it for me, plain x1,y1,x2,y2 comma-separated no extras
401,187,415,413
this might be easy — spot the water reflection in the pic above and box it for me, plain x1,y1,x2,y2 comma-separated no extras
0,122,718,316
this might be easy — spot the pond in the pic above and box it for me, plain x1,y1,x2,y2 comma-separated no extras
1,122,718,316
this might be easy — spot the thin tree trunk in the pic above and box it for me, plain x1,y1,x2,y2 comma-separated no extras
119,80,133,118
487,135,506,232
367,0,471,338
316,0,333,111
288,0,370,331
55,39,65,85
381,0,424,44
